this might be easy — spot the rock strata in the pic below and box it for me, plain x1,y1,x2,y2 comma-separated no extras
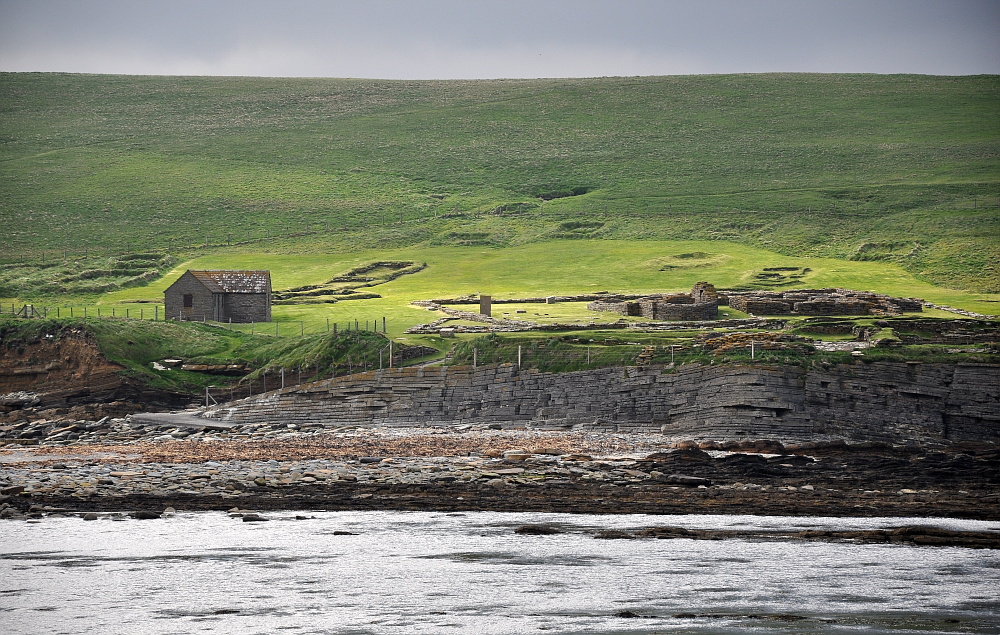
194,362,1000,442
1,426,997,523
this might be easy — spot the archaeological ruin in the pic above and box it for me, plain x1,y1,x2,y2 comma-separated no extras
724,289,924,317
587,282,720,321
587,283,925,321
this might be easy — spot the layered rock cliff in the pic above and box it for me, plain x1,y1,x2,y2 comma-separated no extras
202,362,999,442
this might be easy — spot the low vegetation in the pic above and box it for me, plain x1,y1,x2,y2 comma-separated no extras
1,73,996,292
2,307,997,402
0,253,175,299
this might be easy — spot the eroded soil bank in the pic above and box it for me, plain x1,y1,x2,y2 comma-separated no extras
0,327,193,421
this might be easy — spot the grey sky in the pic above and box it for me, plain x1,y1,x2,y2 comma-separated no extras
1,0,997,78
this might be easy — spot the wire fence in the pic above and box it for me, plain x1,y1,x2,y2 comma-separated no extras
447,341,696,373
0,303,165,320
445,333,816,374
0,303,394,338
201,338,812,405
203,339,402,405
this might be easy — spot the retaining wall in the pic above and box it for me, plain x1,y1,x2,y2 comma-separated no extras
201,362,1000,442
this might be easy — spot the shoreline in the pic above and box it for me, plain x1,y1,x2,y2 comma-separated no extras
14,480,1000,521
3,425,999,523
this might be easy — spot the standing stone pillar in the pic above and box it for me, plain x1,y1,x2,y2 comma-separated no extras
480,295,492,317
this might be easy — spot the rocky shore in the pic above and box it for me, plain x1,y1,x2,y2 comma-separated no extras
2,417,999,534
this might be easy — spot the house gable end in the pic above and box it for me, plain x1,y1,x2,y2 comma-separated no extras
164,269,271,323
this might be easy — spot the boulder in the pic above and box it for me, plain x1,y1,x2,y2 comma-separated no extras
594,530,636,539
514,524,563,535
660,474,712,486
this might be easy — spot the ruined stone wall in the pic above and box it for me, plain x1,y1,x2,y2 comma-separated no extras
585,300,641,316
201,362,1000,442
642,300,719,321
727,289,924,317
729,298,792,314
793,299,872,316
893,319,1000,345
588,283,718,321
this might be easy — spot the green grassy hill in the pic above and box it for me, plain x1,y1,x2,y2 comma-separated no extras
1,72,997,292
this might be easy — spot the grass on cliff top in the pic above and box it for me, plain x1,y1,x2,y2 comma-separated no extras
449,333,1000,373
0,72,997,291
3,314,996,401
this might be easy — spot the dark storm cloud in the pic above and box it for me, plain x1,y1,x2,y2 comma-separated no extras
0,0,997,78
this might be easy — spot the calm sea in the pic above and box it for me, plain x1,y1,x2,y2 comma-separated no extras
2,511,998,634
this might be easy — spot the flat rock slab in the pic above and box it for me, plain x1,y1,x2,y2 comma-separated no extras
130,412,237,430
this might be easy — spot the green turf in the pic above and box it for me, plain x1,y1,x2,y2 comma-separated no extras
1,73,997,292
70,240,994,342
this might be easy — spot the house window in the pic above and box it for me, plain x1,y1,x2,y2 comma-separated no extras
183,294,193,308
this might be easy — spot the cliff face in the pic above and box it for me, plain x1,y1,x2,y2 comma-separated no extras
0,328,192,420
0,328,125,396
203,362,1000,442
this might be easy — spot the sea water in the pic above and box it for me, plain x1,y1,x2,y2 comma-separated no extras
1,511,998,634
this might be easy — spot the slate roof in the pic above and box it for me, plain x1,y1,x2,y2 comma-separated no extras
188,270,271,294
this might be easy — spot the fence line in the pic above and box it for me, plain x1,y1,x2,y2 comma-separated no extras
0,303,165,321
0,302,395,340
204,344,402,404
200,337,799,406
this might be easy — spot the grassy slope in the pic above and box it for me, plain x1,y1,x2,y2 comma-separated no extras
1,73,997,293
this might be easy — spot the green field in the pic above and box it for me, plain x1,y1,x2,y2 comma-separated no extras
85,240,994,340
1,72,998,296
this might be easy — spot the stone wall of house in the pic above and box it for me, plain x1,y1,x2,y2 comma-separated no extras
200,362,1000,442
164,274,216,321
225,292,271,323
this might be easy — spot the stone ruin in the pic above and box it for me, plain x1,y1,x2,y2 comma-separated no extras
726,289,923,317
587,284,925,322
587,282,719,321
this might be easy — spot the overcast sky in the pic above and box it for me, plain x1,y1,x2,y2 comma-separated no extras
0,0,997,79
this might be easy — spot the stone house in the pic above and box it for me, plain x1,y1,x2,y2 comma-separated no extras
164,270,272,323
